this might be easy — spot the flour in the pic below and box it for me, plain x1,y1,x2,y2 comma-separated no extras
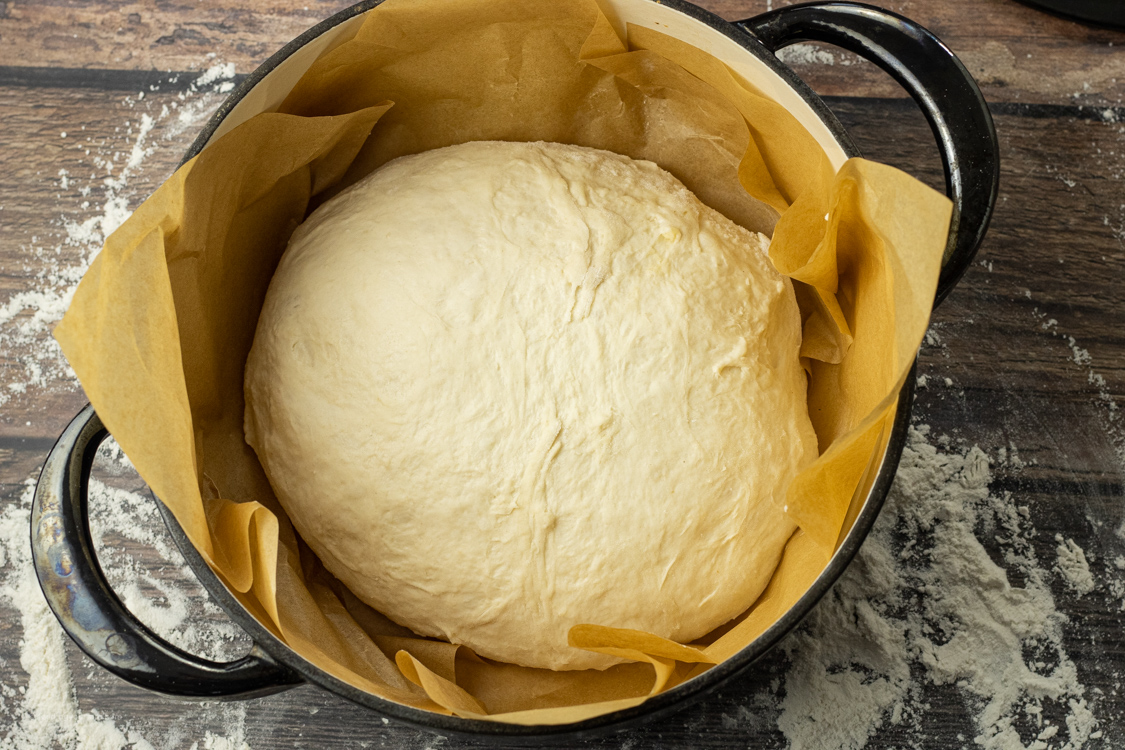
194,63,237,90
0,464,253,749
1055,537,1096,596
777,44,839,67
0,480,155,750
777,426,1099,750
1029,310,1125,606
776,43,857,68
0,49,1118,749
0,64,255,750
1032,310,1125,475
0,485,80,749
0,64,237,408
87,448,247,661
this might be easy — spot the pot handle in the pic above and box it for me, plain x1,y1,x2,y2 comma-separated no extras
737,1,1000,307
30,404,304,698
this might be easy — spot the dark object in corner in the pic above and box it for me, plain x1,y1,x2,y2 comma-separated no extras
1015,0,1125,31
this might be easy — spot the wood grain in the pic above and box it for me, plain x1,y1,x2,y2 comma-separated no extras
2,0,1125,746
0,83,224,485
716,0,1125,106
4,87,1123,473
0,0,344,75
3,0,1125,105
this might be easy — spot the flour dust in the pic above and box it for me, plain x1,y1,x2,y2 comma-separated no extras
774,426,1100,750
0,52,1119,750
0,470,251,750
0,63,257,750
1029,310,1125,609
0,63,238,409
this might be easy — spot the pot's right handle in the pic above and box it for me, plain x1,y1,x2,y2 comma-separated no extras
31,404,304,698
737,2,1000,308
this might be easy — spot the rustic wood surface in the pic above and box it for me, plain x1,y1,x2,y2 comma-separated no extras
2,0,1125,748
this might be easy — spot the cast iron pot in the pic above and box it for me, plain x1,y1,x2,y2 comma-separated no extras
31,0,999,742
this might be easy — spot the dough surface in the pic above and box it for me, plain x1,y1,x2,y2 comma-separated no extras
244,141,817,670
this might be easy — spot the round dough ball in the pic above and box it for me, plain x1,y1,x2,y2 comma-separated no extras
244,141,817,671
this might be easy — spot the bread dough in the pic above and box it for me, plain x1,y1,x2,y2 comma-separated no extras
244,141,817,670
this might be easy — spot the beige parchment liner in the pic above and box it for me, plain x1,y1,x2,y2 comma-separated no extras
53,0,952,724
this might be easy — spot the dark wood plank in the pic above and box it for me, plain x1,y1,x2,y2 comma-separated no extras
2,0,1125,106
2,88,1125,747
2,1,1125,745
0,0,351,76
711,0,1125,105
4,85,1124,477
0,81,230,467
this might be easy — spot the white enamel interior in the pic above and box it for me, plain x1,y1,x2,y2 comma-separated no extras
206,12,368,144
602,0,848,168
203,0,849,170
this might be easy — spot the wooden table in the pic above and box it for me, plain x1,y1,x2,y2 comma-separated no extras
2,1,1123,747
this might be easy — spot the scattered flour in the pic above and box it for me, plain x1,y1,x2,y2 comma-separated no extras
777,43,839,67
194,63,237,89
86,446,247,662
0,64,255,750
778,426,1099,750
1055,537,1096,596
1032,308,1125,473
778,43,841,67
0,65,238,408
0,52,1118,750
1029,309,1125,610
0,468,252,750
776,43,859,68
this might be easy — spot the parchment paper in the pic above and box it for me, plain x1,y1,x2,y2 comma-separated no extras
54,0,951,723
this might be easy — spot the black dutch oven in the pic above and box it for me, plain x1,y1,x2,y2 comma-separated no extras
30,0,999,743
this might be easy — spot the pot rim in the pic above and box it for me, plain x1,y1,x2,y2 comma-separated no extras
183,0,862,166
162,0,907,740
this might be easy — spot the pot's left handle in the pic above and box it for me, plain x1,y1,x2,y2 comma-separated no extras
738,1,1000,308
31,404,304,698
